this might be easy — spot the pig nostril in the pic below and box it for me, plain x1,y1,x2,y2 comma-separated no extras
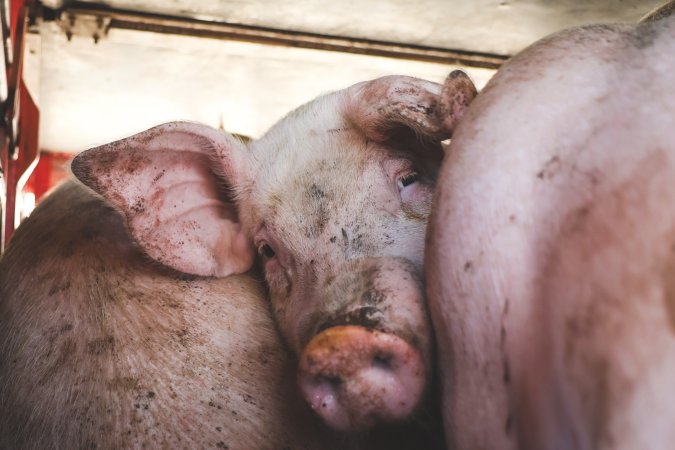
317,375,342,389
372,353,393,369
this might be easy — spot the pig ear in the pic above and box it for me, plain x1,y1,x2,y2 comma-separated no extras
344,70,477,142
70,121,255,278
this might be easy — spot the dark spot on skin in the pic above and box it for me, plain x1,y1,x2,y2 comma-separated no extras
216,426,222,432
152,170,166,183
147,391,155,399
362,287,386,306
341,228,348,244
107,376,140,391
308,183,326,199
48,280,71,296
329,236,337,243
175,329,190,346
505,412,513,434
501,343,511,383
464,261,473,272
324,275,335,288
351,233,365,252
126,151,151,175
537,155,561,180
131,198,145,214
87,336,115,356
216,442,229,449
509,214,516,223
304,183,331,237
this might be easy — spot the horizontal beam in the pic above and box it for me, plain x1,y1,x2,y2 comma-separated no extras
57,2,509,70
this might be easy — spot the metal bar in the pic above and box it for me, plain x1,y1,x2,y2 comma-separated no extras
2,2,28,248
0,0,7,251
61,2,509,70
5,2,25,156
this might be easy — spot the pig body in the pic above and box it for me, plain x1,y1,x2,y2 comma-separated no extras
427,13,675,450
0,181,344,449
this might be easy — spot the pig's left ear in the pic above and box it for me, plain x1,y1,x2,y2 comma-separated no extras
71,121,255,278
344,70,477,142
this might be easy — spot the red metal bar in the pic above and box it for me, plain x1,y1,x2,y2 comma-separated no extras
1,0,39,249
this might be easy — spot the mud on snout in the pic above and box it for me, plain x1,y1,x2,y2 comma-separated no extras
297,257,433,431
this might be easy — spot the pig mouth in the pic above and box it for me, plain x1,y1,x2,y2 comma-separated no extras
297,325,426,431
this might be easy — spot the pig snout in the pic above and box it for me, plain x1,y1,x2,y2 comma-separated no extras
295,257,432,430
298,325,425,431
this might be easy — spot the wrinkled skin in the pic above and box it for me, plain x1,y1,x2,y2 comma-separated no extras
0,181,442,450
427,12,675,450
54,72,475,432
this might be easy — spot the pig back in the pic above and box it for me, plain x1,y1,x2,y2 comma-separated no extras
0,180,341,449
427,14,675,450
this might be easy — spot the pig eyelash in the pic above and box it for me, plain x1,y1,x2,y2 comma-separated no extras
396,171,420,190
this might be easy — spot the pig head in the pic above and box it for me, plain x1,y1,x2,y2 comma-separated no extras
71,71,477,431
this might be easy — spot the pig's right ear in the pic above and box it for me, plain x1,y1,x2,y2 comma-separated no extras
344,70,477,142
71,121,255,278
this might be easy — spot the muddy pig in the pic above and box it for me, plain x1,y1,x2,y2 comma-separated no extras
427,9,675,450
65,72,477,432
1,71,476,446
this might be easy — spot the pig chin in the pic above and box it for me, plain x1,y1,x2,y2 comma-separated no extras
295,257,432,431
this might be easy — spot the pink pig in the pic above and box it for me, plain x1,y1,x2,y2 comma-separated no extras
427,10,675,450
56,72,474,432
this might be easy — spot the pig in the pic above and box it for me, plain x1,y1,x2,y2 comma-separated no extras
0,71,477,445
0,179,443,450
0,181,344,449
66,73,476,432
426,10,675,450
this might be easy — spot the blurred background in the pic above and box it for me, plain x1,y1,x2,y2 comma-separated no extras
0,0,664,247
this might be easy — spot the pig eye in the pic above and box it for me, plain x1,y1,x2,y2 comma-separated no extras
397,171,420,190
257,241,276,259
